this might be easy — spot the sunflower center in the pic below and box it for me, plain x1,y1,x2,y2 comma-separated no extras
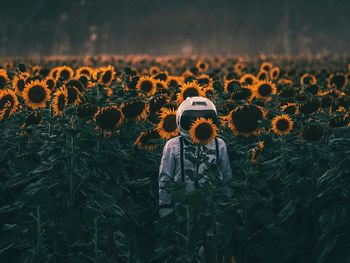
96,108,122,131
67,87,78,104
258,84,272,96
17,79,25,91
0,76,6,88
102,71,112,83
123,100,145,118
60,70,70,80
140,80,153,92
276,119,290,131
163,114,177,132
194,123,213,141
57,94,66,111
28,85,46,103
183,87,199,99
0,94,14,109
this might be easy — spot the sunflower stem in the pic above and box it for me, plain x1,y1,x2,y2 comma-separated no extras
69,115,75,207
36,205,41,252
94,218,99,263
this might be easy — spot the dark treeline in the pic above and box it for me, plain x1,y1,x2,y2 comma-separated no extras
0,0,349,56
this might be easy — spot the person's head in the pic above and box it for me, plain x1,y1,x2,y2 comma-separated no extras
176,96,218,141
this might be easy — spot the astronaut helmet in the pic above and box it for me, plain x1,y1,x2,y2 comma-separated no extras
176,96,218,141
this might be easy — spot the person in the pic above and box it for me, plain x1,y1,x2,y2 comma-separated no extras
158,96,233,217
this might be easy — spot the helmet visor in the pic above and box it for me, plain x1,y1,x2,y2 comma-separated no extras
180,110,218,130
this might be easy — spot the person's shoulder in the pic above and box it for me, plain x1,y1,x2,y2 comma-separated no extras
215,136,228,148
164,136,181,148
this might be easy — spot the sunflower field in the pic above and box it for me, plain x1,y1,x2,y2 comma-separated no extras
1,55,350,263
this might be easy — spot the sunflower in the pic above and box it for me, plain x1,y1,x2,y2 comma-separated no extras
240,74,257,86
281,102,299,114
253,80,277,101
227,104,265,137
278,78,293,86
196,60,209,73
299,99,320,114
249,140,265,164
154,71,169,81
13,72,30,95
149,94,171,113
121,98,149,122
224,79,241,93
300,73,317,86
77,103,98,119
167,76,183,89
196,74,213,90
136,76,157,96
189,117,218,145
0,89,19,120
134,129,160,151
51,87,68,117
149,66,160,75
66,85,82,106
269,67,280,80
94,65,117,86
271,114,294,135
76,66,94,79
260,62,273,72
22,80,51,109
0,69,10,89
257,70,269,81
177,81,205,104
156,108,178,139
327,73,348,90
94,105,124,137
43,77,56,91
231,85,254,102
31,66,41,75
56,66,74,82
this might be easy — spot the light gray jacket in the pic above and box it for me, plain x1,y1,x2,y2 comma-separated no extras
158,136,233,208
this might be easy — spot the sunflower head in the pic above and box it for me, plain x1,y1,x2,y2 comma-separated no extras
94,105,124,137
328,73,348,90
253,80,277,101
177,81,205,104
227,104,265,137
56,66,74,82
156,108,178,139
0,89,19,120
224,80,241,94
300,73,317,86
134,129,160,151
240,74,257,86
136,76,157,96
76,66,94,79
13,72,30,95
260,62,273,72
189,117,218,145
271,114,294,136
52,87,68,117
121,98,149,122
281,102,299,115
94,65,117,86
269,67,280,80
0,69,10,89
22,80,51,109
196,60,209,73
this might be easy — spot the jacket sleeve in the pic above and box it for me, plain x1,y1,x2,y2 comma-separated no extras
158,139,176,208
218,138,233,196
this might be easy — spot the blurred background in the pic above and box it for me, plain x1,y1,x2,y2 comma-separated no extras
0,0,349,56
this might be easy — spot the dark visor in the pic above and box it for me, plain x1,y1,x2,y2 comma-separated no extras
180,110,218,130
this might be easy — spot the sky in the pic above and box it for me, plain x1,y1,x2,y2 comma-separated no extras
0,0,349,56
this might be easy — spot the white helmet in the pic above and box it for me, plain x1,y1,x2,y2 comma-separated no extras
176,96,218,141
